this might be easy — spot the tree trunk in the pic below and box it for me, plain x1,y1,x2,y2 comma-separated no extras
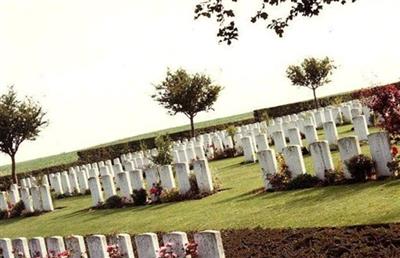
190,116,195,138
11,154,17,184
312,88,319,109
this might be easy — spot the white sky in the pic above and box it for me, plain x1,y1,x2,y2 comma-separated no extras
0,0,399,165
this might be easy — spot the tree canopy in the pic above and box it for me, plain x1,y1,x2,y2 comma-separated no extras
194,0,357,44
0,86,48,183
286,57,336,108
152,69,222,137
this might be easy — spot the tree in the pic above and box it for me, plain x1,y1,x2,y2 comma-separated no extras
356,84,400,141
152,69,222,137
286,57,336,109
194,0,357,44
0,86,48,183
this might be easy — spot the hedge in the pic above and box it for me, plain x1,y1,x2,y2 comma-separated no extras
253,82,400,121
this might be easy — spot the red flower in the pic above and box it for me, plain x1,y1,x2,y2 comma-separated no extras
392,146,399,157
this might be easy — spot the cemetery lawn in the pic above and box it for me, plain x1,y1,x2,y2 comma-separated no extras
2,124,400,238
0,112,253,176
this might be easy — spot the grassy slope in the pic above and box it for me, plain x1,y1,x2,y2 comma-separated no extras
2,125,397,238
0,112,253,176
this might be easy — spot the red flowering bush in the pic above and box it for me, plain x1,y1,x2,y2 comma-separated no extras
157,242,177,258
48,250,71,258
107,244,123,258
357,85,400,139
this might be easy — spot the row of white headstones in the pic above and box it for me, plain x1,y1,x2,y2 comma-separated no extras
0,184,53,213
87,159,214,207
0,230,225,258
237,101,393,189
11,100,372,205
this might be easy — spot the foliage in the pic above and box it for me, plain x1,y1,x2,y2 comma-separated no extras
157,241,198,258
47,250,71,258
356,84,400,139
150,183,163,204
268,155,292,191
0,86,48,183
132,188,148,206
160,188,181,203
286,57,336,109
286,174,321,190
194,0,357,44
259,110,270,123
324,169,345,185
157,242,177,258
345,154,375,182
107,244,123,258
104,195,125,209
152,69,222,137
0,200,27,220
152,134,173,166
388,146,400,176
225,125,237,139
213,148,237,160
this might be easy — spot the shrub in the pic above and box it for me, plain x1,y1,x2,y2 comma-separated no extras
132,188,148,206
104,195,124,209
160,188,181,203
268,155,292,191
212,148,236,160
345,154,375,182
286,174,321,190
358,84,400,137
324,169,345,185
151,134,173,166
9,201,25,218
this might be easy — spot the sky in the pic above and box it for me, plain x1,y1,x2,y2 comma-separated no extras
0,0,399,165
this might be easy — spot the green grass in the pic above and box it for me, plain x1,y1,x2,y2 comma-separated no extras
0,124,397,238
0,112,253,176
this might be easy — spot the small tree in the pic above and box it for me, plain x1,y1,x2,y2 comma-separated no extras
152,134,173,166
286,57,336,109
0,87,48,183
152,69,222,137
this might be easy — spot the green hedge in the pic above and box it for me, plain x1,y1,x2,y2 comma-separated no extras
253,82,400,121
76,118,255,163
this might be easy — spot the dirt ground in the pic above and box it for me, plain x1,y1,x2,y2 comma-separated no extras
219,224,400,257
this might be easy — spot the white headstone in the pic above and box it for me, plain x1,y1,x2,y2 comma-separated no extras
101,174,116,199
309,141,334,180
135,233,159,258
241,136,257,163
368,132,393,177
338,136,362,179
175,163,191,195
194,230,225,258
40,185,54,211
0,238,14,258
193,160,214,193
282,145,306,177
159,165,176,190
162,232,189,258
86,235,110,258
28,237,48,258
88,177,104,207
353,115,369,141
272,131,286,153
65,235,88,258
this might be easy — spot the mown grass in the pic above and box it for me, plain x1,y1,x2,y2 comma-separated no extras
0,112,253,176
1,125,397,238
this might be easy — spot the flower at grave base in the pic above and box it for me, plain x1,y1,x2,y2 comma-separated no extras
392,146,399,158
